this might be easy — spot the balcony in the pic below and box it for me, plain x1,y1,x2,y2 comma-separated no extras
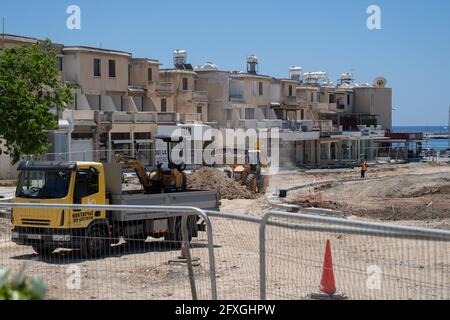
182,113,203,122
258,119,283,129
62,109,99,126
100,112,157,124
192,91,208,102
281,96,298,106
313,120,342,136
157,112,181,124
135,112,157,123
311,103,332,113
157,82,173,94
238,119,283,130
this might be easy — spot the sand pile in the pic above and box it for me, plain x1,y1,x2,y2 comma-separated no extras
187,167,259,200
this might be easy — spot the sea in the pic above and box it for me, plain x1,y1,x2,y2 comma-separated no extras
393,126,449,151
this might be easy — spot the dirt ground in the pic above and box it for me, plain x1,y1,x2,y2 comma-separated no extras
285,162,450,226
0,162,448,300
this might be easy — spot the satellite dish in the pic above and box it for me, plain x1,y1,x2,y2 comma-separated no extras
373,77,387,88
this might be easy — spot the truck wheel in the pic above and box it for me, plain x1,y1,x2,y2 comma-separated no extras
164,217,194,249
81,226,111,259
246,174,257,192
32,245,54,257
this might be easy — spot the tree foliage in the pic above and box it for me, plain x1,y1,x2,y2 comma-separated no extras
0,40,73,164
0,267,47,300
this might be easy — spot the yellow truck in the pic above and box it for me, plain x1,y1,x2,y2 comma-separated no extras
11,161,219,258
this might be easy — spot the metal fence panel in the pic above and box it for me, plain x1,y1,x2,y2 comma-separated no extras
0,203,216,300
260,211,450,300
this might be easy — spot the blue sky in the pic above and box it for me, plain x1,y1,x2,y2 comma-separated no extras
1,0,449,126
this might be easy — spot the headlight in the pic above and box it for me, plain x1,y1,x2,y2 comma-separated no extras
11,232,19,239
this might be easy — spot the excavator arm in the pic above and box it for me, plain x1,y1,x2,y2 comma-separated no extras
114,154,152,189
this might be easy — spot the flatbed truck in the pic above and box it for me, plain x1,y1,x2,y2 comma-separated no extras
11,161,219,257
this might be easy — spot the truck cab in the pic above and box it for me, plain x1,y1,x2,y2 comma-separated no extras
12,161,110,257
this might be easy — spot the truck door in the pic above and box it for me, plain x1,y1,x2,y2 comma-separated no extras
72,167,105,228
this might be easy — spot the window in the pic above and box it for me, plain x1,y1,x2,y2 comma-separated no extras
148,68,153,81
244,108,255,120
109,60,116,78
161,98,167,112
347,94,351,105
94,59,101,77
197,105,203,114
300,109,305,120
288,85,293,97
182,78,188,91
74,169,99,203
258,82,263,96
111,133,131,140
329,94,335,104
134,132,152,140
16,170,71,199
311,92,314,102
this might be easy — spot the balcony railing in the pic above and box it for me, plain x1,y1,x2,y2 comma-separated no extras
182,113,203,122
157,112,181,123
192,91,208,101
157,82,173,93
313,120,332,132
281,96,298,106
101,112,157,124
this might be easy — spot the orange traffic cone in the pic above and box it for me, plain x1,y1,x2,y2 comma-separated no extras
310,240,347,300
320,240,336,295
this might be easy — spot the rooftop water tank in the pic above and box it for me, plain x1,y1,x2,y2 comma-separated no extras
173,49,188,66
289,66,303,81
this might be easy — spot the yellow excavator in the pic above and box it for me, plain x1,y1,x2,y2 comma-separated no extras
115,135,187,194
228,141,270,194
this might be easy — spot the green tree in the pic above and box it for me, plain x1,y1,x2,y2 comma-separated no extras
0,267,47,300
0,40,73,164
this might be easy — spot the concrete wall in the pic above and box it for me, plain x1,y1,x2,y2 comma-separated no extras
129,59,160,88
63,49,130,94
0,145,18,180
159,70,208,120
196,70,231,126
354,87,392,131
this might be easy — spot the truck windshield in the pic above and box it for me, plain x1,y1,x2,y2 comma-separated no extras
16,170,71,199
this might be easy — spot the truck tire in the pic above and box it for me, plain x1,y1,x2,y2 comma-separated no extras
32,245,54,257
246,174,257,192
164,217,194,249
80,226,111,259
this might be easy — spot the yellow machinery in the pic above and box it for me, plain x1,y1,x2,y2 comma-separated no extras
115,135,187,194
229,141,270,194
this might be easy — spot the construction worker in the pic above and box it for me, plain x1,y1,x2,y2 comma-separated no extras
360,160,369,179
